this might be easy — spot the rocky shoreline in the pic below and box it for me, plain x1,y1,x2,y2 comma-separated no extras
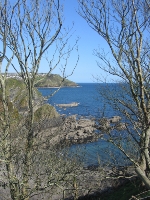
1,107,136,199
37,114,126,148
32,113,134,200
36,115,100,149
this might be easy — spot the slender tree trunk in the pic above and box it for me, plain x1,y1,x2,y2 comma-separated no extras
22,82,34,200
1,75,21,199
136,126,150,189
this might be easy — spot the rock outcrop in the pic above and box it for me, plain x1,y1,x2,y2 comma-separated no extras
56,102,79,107
40,115,100,147
38,114,127,148
61,115,97,144
96,116,126,132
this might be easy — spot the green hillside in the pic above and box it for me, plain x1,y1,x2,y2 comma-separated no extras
34,74,77,87
0,77,59,124
5,78,43,111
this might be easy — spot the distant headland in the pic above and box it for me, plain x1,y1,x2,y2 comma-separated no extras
5,73,78,87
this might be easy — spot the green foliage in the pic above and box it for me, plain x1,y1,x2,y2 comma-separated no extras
34,104,59,122
34,74,77,87
0,77,59,123
6,78,24,90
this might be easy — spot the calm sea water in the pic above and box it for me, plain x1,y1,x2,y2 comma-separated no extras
38,83,129,167
38,83,119,118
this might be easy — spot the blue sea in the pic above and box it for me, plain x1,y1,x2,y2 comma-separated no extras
38,83,119,118
38,83,130,167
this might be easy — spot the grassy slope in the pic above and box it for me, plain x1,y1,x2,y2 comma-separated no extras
34,74,77,87
0,77,59,121
34,104,59,121
5,78,43,110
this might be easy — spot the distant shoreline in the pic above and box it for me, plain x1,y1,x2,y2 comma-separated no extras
36,85,81,89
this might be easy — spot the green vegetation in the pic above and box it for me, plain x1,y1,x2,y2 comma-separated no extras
34,104,59,121
34,74,78,87
0,77,59,123
0,74,77,113
3,78,43,110
6,77,25,89
1,77,59,116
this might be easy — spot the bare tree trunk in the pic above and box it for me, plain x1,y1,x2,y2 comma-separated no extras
22,83,34,200
0,70,21,199
78,0,150,189
0,0,79,198
135,166,150,189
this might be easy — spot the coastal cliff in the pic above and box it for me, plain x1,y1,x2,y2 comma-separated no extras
34,74,78,87
1,73,77,113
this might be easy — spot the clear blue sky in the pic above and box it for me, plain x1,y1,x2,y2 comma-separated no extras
7,0,113,83
56,0,109,83
59,0,112,83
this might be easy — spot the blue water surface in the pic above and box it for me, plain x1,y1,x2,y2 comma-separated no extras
38,83,119,118
38,83,131,167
